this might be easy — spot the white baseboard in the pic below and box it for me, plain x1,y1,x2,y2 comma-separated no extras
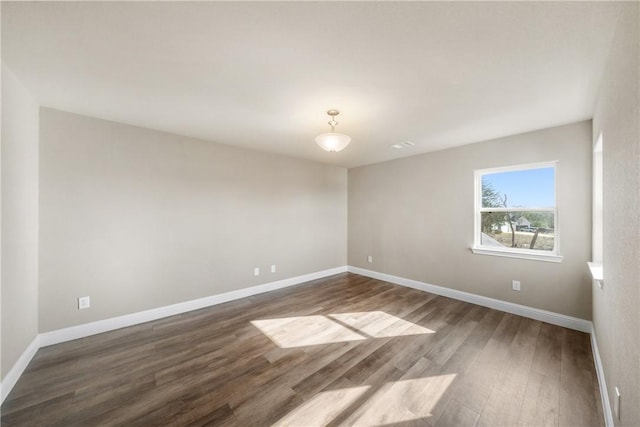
591,328,614,427
1,335,40,403
40,265,347,347
348,266,592,333
2,265,604,413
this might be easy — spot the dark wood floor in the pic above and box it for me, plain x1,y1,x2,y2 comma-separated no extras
2,273,603,426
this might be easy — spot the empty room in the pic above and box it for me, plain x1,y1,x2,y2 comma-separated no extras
1,1,638,426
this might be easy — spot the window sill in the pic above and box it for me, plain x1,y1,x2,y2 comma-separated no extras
588,262,603,288
471,246,563,263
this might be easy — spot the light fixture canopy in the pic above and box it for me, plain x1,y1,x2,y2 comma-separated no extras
315,110,351,152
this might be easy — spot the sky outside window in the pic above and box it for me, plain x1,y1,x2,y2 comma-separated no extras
482,167,555,208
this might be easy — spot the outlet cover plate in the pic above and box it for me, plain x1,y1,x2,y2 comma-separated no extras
78,296,90,310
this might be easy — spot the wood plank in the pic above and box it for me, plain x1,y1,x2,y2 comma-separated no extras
531,322,563,379
559,329,602,426
435,399,480,427
517,371,560,427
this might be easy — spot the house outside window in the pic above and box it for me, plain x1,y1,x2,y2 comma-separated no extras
472,161,563,262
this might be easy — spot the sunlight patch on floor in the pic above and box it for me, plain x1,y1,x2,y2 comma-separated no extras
329,311,434,337
344,374,457,426
274,385,371,426
251,316,366,348
252,311,434,348
272,374,457,427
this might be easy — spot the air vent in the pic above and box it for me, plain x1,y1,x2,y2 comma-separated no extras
391,140,416,149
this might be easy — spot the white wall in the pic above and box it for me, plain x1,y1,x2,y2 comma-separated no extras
38,108,347,332
592,3,640,426
349,121,592,319
1,63,40,378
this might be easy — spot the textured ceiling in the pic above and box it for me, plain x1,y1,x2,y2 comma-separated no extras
1,2,622,167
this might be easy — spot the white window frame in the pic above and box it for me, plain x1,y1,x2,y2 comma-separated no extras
472,161,563,263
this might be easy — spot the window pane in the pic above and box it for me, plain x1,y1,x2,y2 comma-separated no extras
482,167,555,208
480,211,555,251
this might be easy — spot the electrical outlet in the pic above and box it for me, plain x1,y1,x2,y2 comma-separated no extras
367,255,373,263
78,296,90,310
254,267,260,276
271,264,276,273
512,280,521,291
615,387,621,420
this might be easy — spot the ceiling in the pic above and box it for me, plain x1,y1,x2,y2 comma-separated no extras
2,2,623,168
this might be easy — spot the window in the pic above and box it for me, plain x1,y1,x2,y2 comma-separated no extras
590,133,604,286
472,162,562,262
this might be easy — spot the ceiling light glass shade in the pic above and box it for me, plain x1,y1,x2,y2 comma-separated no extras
315,132,352,152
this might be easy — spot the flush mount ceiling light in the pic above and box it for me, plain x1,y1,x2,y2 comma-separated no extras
315,110,351,152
